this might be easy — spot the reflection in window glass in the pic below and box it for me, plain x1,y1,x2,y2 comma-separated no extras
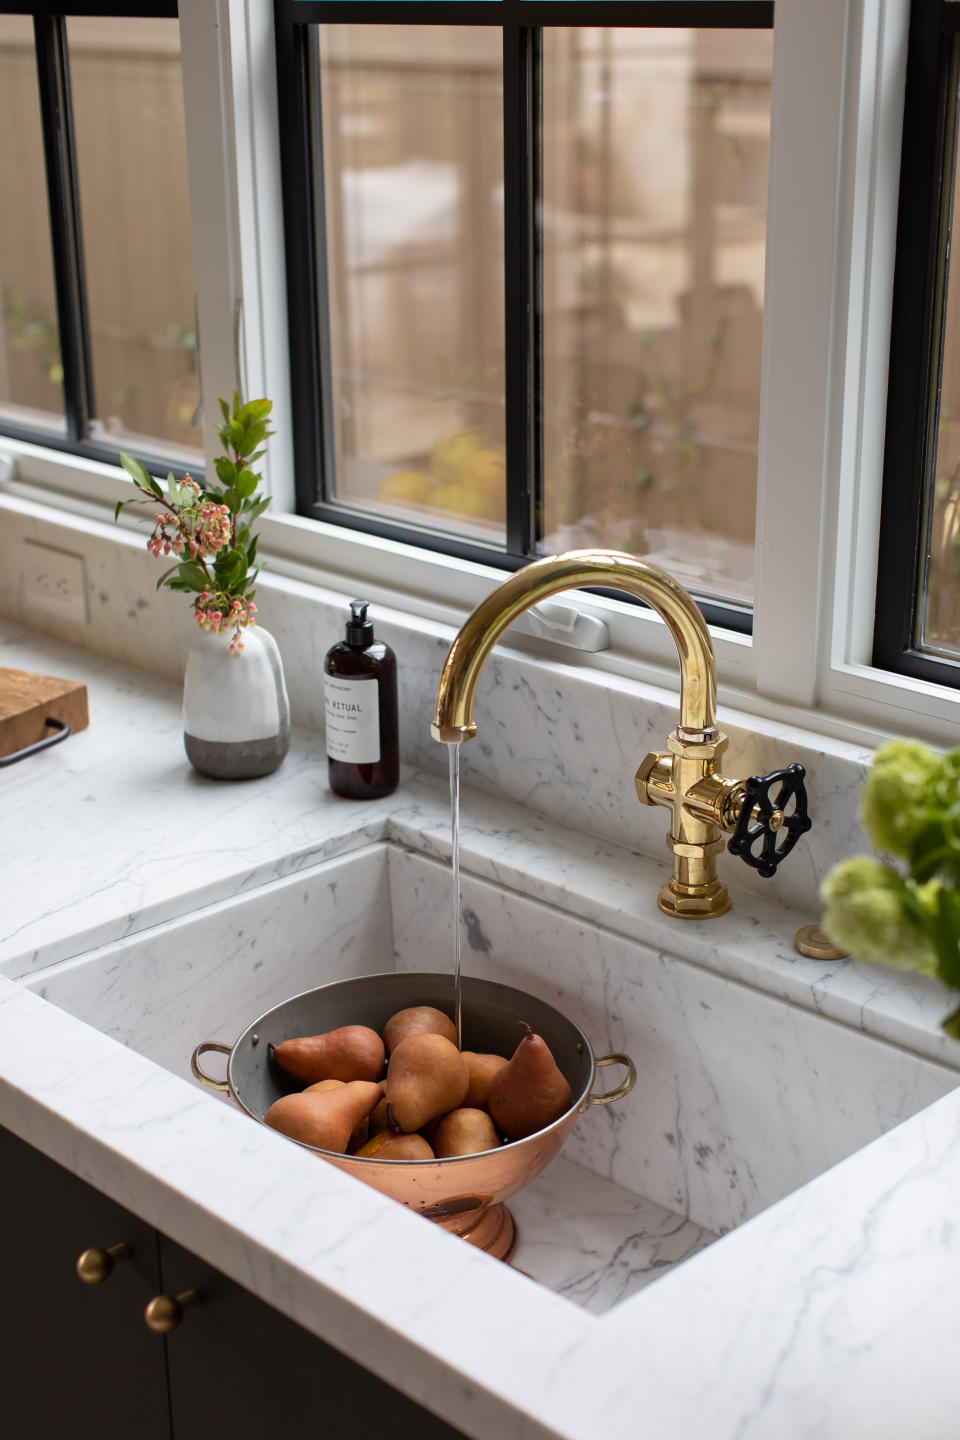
313,25,506,544
67,17,200,462
541,28,773,608
920,109,960,659
0,16,65,433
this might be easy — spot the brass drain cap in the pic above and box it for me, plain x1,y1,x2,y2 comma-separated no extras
794,924,849,961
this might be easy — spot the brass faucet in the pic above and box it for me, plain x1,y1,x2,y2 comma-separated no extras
431,549,810,919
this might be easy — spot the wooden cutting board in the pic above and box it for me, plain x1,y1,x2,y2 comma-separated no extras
0,667,89,761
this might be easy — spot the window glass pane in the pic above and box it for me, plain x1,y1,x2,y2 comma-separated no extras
67,17,200,464
541,27,773,609
920,108,960,660
313,25,506,544
0,16,65,434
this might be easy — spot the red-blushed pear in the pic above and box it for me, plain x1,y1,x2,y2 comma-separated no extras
382,1005,457,1055
270,1025,384,1084
485,1028,573,1141
431,1107,501,1158
385,1032,469,1132
355,1130,435,1160
264,1079,384,1154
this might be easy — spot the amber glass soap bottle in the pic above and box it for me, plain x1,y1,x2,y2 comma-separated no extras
323,600,399,799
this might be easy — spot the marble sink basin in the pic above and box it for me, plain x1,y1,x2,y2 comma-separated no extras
24,839,960,1313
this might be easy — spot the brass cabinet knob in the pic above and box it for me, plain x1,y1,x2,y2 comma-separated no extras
76,1242,130,1285
144,1289,199,1333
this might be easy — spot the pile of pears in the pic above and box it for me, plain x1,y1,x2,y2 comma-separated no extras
264,1004,574,1161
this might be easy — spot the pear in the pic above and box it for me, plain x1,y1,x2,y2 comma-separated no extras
486,1029,573,1141
305,1082,370,1152
367,1094,393,1138
270,1025,385,1085
355,1130,435,1161
382,1005,457,1055
264,1079,384,1154
385,1032,469,1133
431,1107,501,1158
461,1051,508,1111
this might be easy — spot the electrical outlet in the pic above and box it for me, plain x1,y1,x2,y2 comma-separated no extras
22,541,89,624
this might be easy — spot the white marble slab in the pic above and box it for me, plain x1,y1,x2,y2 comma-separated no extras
510,1154,717,1315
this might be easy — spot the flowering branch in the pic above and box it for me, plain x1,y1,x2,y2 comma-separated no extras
116,393,272,653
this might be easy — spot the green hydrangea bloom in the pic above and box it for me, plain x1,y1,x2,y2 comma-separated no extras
859,740,944,859
820,855,938,974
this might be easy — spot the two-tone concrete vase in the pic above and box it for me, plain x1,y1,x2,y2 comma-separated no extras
182,627,290,780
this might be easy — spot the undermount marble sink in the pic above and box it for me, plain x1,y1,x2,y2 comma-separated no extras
24,839,960,1314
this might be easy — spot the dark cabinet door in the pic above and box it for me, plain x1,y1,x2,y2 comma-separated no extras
160,1235,469,1440
0,1124,171,1440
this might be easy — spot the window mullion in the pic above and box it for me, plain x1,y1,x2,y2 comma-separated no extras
502,22,538,558
751,0,849,707
32,14,92,445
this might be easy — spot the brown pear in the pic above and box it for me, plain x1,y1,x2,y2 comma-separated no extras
355,1130,434,1161
431,1107,502,1158
461,1051,509,1111
367,1094,393,1138
382,1005,457,1055
385,1032,469,1133
306,1083,370,1152
486,1029,573,1141
270,1025,385,1085
264,1079,384,1154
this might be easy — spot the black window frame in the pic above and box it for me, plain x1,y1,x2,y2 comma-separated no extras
275,0,774,635
0,1,198,480
875,0,960,687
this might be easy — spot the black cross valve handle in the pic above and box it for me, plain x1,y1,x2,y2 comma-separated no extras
727,763,812,878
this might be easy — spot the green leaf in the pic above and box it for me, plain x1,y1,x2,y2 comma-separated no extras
215,456,238,487
214,547,247,587
942,1003,960,1041
119,452,163,499
154,563,182,591
218,396,230,423
236,422,267,458
228,419,245,451
234,470,258,499
113,497,140,522
244,496,272,524
223,487,242,515
175,561,211,593
238,398,272,425
246,532,259,567
932,887,960,991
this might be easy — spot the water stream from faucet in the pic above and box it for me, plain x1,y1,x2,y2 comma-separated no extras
448,741,463,1050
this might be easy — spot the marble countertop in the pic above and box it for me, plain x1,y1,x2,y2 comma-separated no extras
2,619,960,1440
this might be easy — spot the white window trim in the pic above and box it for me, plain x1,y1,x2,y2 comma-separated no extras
4,0,959,753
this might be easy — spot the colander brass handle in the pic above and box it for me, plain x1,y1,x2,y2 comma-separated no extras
190,1040,232,1092
580,1052,636,1112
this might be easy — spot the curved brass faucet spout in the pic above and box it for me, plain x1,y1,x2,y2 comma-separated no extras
431,549,718,744
431,548,811,919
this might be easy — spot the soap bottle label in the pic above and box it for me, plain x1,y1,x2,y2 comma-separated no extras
324,675,381,763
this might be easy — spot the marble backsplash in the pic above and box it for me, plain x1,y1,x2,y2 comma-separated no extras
0,493,873,916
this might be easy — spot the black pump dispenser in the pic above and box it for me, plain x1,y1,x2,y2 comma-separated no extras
345,600,374,649
323,600,399,800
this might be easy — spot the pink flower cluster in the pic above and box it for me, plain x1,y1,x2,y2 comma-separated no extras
146,492,232,562
193,591,257,654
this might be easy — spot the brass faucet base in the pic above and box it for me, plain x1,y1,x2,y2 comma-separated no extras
657,877,730,919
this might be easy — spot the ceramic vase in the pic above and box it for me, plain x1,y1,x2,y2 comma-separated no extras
182,626,290,780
